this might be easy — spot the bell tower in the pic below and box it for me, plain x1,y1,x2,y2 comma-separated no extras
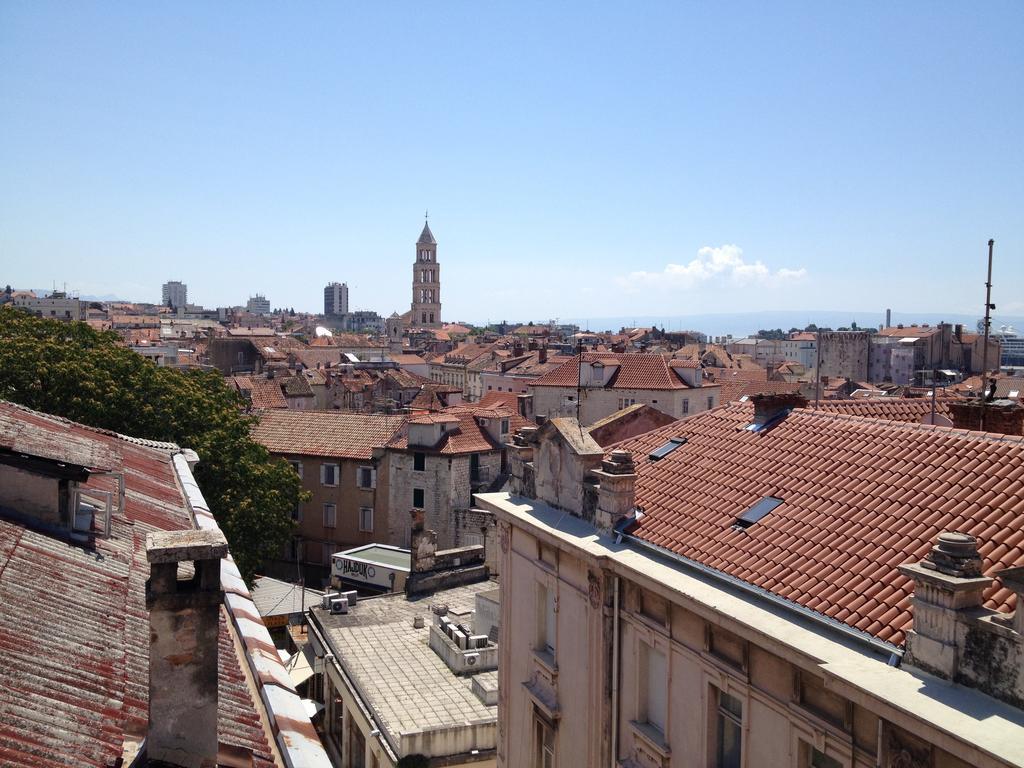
410,217,441,328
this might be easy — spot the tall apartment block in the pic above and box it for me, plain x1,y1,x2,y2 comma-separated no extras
324,282,349,317
162,281,187,310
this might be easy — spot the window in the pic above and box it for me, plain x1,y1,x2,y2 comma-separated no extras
801,744,843,768
413,452,426,471
413,488,425,508
291,499,303,522
289,460,303,479
501,418,510,434
323,503,337,528
642,643,667,734
537,583,556,655
534,714,555,768
712,688,742,768
648,437,686,461
359,507,374,532
357,466,376,489
321,463,339,487
682,398,689,415
734,496,783,529
708,396,715,410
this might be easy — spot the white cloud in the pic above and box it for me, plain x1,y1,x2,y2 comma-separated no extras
618,244,807,291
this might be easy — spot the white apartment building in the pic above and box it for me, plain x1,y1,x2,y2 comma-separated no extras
161,280,187,309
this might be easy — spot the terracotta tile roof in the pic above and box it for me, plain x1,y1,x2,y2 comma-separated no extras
389,354,428,366
251,410,405,460
0,402,282,768
409,389,445,412
812,398,960,422
877,326,940,338
706,366,769,382
616,403,1024,646
718,379,801,404
390,405,526,455
530,353,696,390
479,391,522,410
229,376,289,409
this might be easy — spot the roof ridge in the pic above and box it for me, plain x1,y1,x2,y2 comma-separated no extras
0,399,181,451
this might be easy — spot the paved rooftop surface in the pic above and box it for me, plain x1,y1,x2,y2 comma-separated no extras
340,544,411,570
315,581,497,749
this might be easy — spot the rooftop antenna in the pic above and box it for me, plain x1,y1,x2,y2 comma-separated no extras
979,239,995,430
576,338,584,425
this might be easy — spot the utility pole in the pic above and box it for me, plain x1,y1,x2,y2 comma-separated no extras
814,330,822,409
980,239,995,430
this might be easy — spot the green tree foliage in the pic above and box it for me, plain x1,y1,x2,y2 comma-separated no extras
0,306,300,581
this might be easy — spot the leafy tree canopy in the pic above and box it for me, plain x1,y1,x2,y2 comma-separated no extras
0,306,300,581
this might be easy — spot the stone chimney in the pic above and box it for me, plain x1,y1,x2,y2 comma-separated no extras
146,529,228,768
592,449,637,535
409,508,437,574
948,399,1024,436
898,532,992,680
538,345,548,364
751,392,809,426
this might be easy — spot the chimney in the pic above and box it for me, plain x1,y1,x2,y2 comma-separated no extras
409,508,437,574
592,449,637,535
898,532,1005,684
750,392,809,427
948,399,1024,436
538,346,548,364
146,529,228,768
885,308,892,328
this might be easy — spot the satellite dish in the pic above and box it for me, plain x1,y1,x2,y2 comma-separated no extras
315,326,333,338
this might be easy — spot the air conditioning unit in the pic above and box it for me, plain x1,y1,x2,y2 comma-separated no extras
330,597,349,615
465,653,480,667
321,592,339,610
456,632,469,650
469,635,489,649
341,590,358,606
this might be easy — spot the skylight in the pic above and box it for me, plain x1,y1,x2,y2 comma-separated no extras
734,496,783,529
648,437,686,461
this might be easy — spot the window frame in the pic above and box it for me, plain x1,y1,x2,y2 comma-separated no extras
413,452,426,471
323,503,337,528
357,465,376,489
359,506,374,533
413,487,425,508
320,462,339,487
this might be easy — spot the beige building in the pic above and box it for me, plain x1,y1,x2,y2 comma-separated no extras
475,395,1024,768
251,409,406,581
12,290,85,321
528,352,720,425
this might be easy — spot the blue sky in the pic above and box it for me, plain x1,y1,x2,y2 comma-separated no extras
1,2,1021,323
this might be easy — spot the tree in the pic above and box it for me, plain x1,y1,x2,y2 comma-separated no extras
0,306,301,581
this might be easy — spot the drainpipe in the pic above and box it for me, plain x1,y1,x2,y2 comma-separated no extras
610,575,620,768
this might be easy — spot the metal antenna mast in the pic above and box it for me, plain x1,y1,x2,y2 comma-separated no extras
980,239,995,430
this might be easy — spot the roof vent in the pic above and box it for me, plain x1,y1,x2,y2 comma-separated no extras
922,532,983,577
734,496,783,529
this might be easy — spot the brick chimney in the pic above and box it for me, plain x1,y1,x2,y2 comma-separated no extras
146,529,227,768
751,392,808,426
592,449,637,535
948,399,1024,435
538,345,548,364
